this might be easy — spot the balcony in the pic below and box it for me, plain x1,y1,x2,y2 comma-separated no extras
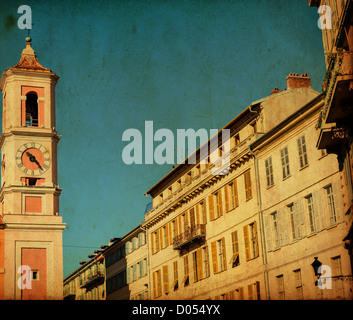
63,287,76,300
80,271,104,289
323,51,353,126
173,224,206,250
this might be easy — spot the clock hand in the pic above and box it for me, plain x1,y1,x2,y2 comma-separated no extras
26,151,43,170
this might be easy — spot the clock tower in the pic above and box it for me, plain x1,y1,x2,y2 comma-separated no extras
0,37,65,300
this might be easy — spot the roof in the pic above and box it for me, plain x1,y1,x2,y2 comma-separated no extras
8,37,52,73
144,102,261,197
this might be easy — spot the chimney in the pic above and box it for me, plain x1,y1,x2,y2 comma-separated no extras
286,73,311,89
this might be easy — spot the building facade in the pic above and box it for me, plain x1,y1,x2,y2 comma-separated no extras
142,73,353,300
63,224,148,300
105,226,148,300
308,0,353,274
63,252,105,300
0,37,65,300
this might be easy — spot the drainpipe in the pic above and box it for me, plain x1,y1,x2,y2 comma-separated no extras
248,146,271,300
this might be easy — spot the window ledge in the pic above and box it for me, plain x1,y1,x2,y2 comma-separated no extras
282,174,291,181
299,164,309,171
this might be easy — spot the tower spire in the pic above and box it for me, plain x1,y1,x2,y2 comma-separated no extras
9,36,51,72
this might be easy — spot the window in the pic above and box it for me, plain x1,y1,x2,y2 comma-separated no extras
202,246,210,278
277,275,285,300
280,147,290,179
211,238,227,274
233,134,240,147
225,179,239,212
325,184,337,224
265,157,274,187
162,265,169,294
182,256,189,286
331,256,344,298
293,269,303,300
244,222,259,261
139,260,144,278
173,261,178,291
244,170,252,201
192,248,203,282
153,270,162,298
31,270,39,281
25,92,38,127
247,282,261,300
199,200,207,224
230,231,240,267
272,212,280,247
297,135,308,169
208,190,223,221
306,195,316,233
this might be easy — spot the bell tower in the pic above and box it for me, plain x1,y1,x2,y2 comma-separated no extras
0,37,65,300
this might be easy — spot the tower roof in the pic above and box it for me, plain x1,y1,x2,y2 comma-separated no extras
8,37,52,73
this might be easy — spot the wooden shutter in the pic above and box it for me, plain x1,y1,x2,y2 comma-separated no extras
152,272,156,298
233,179,239,207
244,170,252,201
225,184,230,212
196,204,200,225
190,207,195,227
151,232,155,255
163,265,169,294
192,252,198,282
253,221,259,258
255,281,261,300
208,194,215,221
178,215,182,235
239,287,244,300
218,190,223,216
157,270,162,297
159,228,163,250
221,237,227,271
248,284,254,300
211,241,218,274
243,225,251,261
197,248,203,281
165,225,169,247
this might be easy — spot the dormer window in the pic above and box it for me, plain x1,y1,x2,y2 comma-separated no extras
25,92,38,127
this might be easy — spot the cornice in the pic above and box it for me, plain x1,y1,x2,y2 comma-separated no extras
143,148,253,229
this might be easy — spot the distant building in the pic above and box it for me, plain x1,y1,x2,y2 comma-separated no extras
63,252,105,300
63,224,148,300
105,226,148,300
308,0,353,277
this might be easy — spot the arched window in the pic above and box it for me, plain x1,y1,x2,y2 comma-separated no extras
25,92,38,127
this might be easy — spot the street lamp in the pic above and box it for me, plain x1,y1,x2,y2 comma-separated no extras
311,257,322,277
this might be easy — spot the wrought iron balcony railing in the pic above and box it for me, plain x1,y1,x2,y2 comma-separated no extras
80,271,104,289
173,224,206,250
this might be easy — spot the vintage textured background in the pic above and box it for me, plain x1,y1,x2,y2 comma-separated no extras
0,0,325,278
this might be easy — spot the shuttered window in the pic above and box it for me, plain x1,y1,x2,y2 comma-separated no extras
173,261,178,290
192,248,203,282
244,170,252,201
225,179,239,212
211,241,218,274
211,238,227,273
162,265,169,294
230,231,240,267
297,135,308,169
208,194,215,221
182,255,189,286
265,156,274,187
244,222,259,261
281,146,290,179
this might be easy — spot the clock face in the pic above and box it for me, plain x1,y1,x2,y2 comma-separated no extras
16,143,50,176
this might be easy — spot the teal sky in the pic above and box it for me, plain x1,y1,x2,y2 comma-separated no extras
0,0,325,278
